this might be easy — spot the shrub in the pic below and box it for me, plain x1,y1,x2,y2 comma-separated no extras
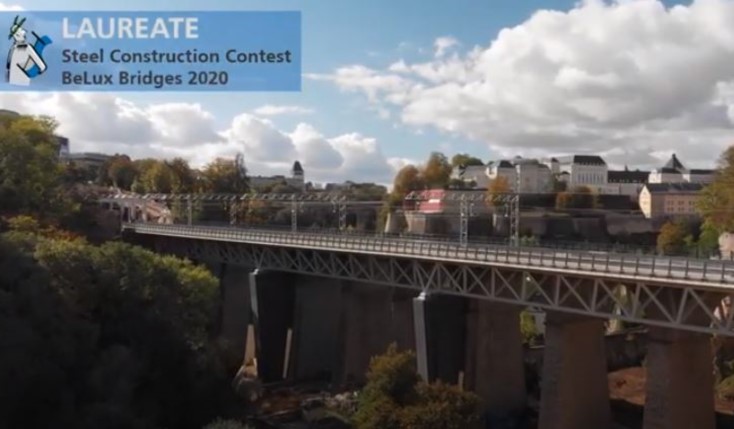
353,344,480,429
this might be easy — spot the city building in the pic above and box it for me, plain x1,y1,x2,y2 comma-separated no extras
404,189,490,214
513,158,554,193
606,167,649,200
56,135,70,159
450,164,491,188
648,154,714,184
486,157,553,193
66,152,113,169
638,183,704,219
249,161,305,190
552,155,608,192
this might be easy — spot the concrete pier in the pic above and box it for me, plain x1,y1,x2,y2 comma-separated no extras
465,300,527,424
643,327,715,429
249,270,295,383
538,313,610,429
413,292,466,384
219,264,253,364
289,276,344,381
336,282,414,385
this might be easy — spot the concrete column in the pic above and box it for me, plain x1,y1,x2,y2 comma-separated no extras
391,288,417,352
289,275,344,382
249,270,295,383
336,282,412,385
643,327,715,429
219,264,253,365
413,292,466,384
464,300,527,424
538,312,610,429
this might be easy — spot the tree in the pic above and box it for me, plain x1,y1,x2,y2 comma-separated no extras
552,177,567,192
393,165,424,198
699,146,734,232
657,219,689,255
422,152,451,189
107,155,137,190
140,160,177,193
201,154,249,193
0,228,240,429
450,154,483,168
168,158,197,193
555,186,598,210
487,176,511,207
0,114,64,216
353,344,480,429
698,220,720,255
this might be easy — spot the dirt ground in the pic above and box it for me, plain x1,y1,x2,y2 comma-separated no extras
608,367,734,414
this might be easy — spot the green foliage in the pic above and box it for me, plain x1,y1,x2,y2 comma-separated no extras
0,229,238,429
399,382,481,429
0,114,65,216
392,165,424,200
698,220,721,254
552,177,567,192
200,154,249,193
487,176,511,207
203,419,252,429
657,219,690,255
520,236,538,246
422,152,452,189
450,154,483,168
699,146,734,232
106,155,138,190
718,375,734,401
555,186,599,210
6,214,41,232
520,311,539,345
353,344,480,429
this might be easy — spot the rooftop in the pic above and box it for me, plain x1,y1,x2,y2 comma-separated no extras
556,155,607,166
644,183,704,193
663,153,686,172
608,170,649,183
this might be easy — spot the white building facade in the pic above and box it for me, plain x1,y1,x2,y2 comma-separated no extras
648,154,714,185
486,157,553,193
249,161,305,190
450,165,491,188
553,155,608,192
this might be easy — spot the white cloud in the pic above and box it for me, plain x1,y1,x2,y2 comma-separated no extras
0,2,23,10
0,92,402,184
224,114,297,162
307,65,414,103
252,104,314,116
313,0,734,169
434,36,459,58
289,123,343,169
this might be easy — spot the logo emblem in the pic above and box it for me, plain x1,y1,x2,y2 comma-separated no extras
6,15,53,86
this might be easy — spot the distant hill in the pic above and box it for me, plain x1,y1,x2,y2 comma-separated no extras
0,109,20,117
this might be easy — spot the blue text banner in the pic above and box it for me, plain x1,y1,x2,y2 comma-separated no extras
0,11,301,92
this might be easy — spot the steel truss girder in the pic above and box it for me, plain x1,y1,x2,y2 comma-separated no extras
151,236,734,337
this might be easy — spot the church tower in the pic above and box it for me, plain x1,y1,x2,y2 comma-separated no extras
291,161,304,188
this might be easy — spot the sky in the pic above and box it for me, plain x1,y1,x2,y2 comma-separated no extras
0,0,732,186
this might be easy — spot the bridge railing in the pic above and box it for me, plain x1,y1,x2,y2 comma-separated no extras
125,223,734,285
134,217,727,260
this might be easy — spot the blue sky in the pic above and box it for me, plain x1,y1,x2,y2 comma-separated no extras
0,0,728,185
